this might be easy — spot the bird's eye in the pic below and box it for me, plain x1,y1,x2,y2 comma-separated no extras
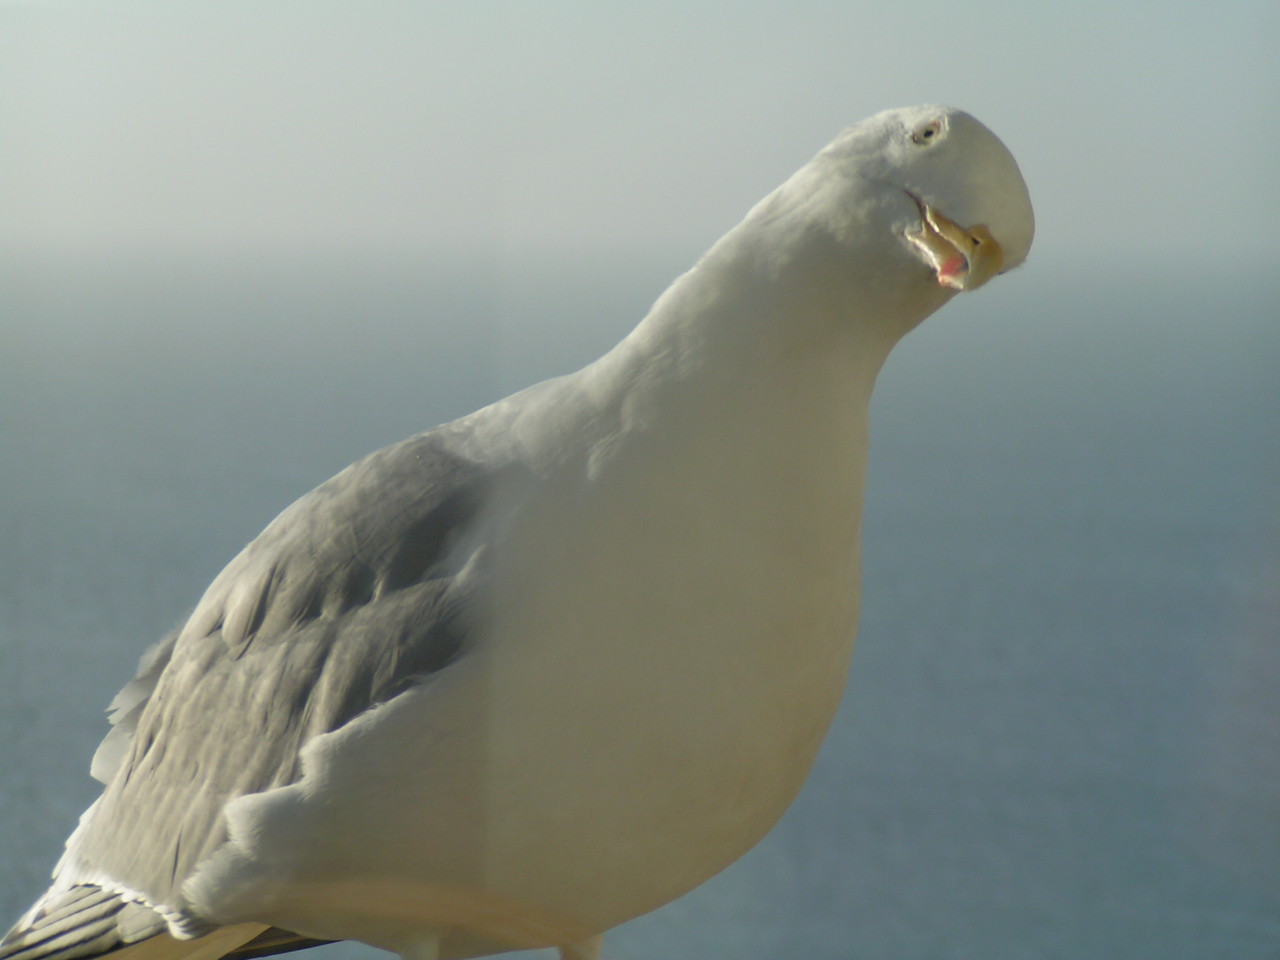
911,120,943,145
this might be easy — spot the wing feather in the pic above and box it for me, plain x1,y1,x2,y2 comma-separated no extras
14,430,503,954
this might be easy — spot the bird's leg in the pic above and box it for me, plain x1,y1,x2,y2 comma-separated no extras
559,933,604,960
398,933,441,960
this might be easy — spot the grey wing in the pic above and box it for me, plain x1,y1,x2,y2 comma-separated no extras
2,430,504,960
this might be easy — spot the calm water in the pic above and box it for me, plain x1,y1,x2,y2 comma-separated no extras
1,255,1276,959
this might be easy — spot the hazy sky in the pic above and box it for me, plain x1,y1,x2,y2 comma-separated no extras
1,1,1276,269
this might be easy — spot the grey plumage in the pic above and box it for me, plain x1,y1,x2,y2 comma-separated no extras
0,890,163,960
5,433,497,958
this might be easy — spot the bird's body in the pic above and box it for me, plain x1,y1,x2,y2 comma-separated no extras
3,106,1033,960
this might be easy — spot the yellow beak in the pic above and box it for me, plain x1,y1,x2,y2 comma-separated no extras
904,192,1004,291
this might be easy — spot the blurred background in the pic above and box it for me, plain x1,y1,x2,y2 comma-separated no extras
1,2,1277,958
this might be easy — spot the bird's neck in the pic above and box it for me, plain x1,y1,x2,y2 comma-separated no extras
551,218,922,586
589,216,917,433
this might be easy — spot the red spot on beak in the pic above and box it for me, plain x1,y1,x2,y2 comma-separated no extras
938,253,967,281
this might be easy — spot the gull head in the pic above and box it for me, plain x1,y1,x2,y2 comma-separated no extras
806,105,1034,296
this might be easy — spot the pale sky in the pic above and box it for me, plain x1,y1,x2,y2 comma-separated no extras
1,1,1276,269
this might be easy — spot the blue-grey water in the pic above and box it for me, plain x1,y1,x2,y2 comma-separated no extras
1,255,1276,959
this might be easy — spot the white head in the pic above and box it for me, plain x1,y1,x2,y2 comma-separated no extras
721,105,1034,318
815,105,1034,288
628,106,1034,361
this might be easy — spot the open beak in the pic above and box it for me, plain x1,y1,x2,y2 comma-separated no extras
903,191,1004,292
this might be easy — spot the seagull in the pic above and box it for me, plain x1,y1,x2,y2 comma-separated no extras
2,105,1034,960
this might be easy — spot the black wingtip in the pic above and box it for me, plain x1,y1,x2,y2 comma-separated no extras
2,891,329,960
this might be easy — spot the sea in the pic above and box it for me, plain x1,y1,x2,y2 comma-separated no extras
1,253,1276,959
